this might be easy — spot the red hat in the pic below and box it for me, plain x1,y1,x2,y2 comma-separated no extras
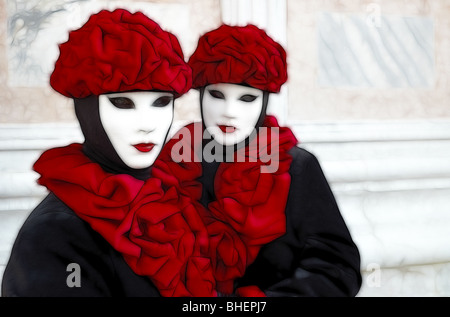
50,9,192,98
188,24,287,93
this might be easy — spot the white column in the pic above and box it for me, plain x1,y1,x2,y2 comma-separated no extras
220,0,288,124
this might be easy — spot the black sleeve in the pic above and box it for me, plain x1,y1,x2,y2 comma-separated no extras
1,195,118,297
237,147,362,297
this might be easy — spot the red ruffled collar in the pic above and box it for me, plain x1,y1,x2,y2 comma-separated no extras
158,115,298,294
34,143,215,296
33,115,297,297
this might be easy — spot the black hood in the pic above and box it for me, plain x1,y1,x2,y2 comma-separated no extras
73,96,152,181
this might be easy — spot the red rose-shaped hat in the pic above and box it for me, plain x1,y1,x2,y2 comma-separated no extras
50,9,191,98
188,24,287,93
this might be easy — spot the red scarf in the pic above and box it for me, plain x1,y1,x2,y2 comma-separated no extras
34,144,215,297
33,115,297,297
158,115,298,295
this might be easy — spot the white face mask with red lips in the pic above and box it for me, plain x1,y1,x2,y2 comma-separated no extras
201,83,264,147
99,91,174,169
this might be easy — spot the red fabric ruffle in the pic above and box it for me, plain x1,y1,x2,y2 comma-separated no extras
34,144,214,297
188,24,287,93
50,9,192,98
33,115,297,297
159,115,298,294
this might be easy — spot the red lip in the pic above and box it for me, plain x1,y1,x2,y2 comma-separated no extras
133,143,155,153
218,125,236,133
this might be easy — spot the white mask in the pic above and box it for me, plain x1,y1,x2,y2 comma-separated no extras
201,83,264,146
99,91,174,169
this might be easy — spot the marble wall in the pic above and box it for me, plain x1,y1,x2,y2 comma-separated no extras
317,12,434,88
297,121,450,296
286,0,450,121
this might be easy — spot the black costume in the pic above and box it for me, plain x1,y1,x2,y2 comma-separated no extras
2,145,361,296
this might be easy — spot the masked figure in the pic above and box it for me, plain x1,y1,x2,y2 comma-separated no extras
2,9,216,297
162,24,362,296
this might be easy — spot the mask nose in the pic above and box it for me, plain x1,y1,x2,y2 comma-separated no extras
138,128,155,134
223,100,239,119
135,108,157,134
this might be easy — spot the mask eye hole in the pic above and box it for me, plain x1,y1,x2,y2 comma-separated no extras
239,94,258,103
152,96,173,108
208,89,225,100
108,97,135,109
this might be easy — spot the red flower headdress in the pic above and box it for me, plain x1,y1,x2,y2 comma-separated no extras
50,9,192,98
188,24,287,93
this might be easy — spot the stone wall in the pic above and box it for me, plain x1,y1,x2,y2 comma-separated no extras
286,0,450,122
